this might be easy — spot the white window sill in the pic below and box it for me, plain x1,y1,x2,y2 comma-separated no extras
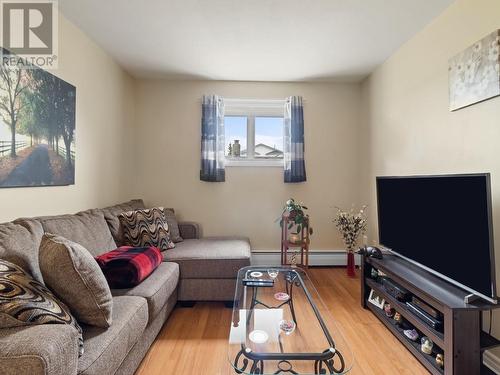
225,159,283,167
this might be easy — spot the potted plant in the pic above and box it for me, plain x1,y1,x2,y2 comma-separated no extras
333,205,367,277
279,198,313,241
278,199,313,266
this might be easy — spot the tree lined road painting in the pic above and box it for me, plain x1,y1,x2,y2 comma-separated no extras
0,49,76,188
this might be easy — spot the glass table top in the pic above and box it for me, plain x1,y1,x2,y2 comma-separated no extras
228,266,353,374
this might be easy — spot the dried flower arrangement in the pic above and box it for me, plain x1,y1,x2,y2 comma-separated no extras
333,205,368,253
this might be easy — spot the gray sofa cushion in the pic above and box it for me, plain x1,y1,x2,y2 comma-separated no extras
0,221,44,283
39,234,113,328
178,278,238,301
114,292,177,375
101,199,145,246
111,262,179,321
164,208,183,243
77,296,147,375
163,237,251,279
35,209,117,256
0,324,80,375
178,221,201,239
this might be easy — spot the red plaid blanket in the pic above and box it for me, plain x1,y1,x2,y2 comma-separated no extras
95,246,162,288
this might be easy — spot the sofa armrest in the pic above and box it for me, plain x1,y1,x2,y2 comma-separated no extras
0,324,79,375
178,221,201,239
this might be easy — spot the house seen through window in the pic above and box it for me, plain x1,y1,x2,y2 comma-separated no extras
224,100,284,166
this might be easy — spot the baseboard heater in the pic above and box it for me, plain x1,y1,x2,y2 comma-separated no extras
251,251,361,267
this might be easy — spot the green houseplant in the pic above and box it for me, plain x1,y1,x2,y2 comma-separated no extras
279,198,313,236
278,198,313,266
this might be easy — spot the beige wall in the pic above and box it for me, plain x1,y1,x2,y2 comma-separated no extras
0,15,135,223
361,0,500,332
133,80,363,250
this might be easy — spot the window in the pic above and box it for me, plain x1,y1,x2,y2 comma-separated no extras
225,116,247,159
255,117,283,159
224,99,284,166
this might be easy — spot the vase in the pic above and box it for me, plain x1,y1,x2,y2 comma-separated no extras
288,232,301,244
346,251,355,277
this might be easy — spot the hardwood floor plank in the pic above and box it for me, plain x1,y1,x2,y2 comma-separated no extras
136,267,429,374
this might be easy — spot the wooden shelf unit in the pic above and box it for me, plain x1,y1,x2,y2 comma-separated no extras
361,254,500,375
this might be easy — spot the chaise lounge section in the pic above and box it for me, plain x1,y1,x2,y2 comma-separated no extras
165,236,252,302
0,199,251,375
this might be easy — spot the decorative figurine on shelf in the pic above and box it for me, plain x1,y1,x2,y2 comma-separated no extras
393,312,403,325
384,303,394,318
333,205,367,277
278,198,312,268
403,328,419,341
420,337,434,355
377,270,387,277
436,353,444,368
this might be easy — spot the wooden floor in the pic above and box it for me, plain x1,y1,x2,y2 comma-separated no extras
136,268,429,374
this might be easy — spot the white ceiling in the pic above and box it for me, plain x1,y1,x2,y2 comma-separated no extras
58,0,454,82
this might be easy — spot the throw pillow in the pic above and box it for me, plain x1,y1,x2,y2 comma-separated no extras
119,207,175,251
39,234,113,328
101,199,146,246
0,259,84,356
0,220,44,283
164,208,183,243
95,246,163,288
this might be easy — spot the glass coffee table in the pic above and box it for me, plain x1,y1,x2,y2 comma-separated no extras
228,266,353,374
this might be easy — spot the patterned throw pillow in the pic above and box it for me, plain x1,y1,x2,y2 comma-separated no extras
119,207,175,251
0,259,84,356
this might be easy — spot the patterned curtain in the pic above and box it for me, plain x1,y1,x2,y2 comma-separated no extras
200,95,225,182
283,96,306,183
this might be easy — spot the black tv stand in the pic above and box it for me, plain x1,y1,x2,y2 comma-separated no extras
361,254,500,375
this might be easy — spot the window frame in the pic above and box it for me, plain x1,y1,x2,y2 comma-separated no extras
224,99,285,167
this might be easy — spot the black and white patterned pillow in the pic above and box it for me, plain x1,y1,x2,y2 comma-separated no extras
119,207,175,251
0,259,84,356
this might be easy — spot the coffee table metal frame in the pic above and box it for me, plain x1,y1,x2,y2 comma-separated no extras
232,267,346,375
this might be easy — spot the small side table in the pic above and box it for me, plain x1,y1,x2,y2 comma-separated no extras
280,213,310,268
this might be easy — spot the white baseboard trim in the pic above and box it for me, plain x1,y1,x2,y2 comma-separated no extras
251,250,361,266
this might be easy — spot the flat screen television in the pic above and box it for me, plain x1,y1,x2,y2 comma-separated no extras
376,173,497,303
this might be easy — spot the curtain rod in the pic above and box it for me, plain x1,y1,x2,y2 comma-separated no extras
199,97,306,104
219,97,306,104
223,98,286,102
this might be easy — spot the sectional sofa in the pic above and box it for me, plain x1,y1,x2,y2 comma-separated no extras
0,199,251,375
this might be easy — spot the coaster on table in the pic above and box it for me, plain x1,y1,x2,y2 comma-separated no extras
274,292,290,301
249,330,269,344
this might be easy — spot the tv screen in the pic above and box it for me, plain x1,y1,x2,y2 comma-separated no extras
376,174,497,303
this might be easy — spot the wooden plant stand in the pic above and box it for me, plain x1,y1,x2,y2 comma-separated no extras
280,213,310,268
